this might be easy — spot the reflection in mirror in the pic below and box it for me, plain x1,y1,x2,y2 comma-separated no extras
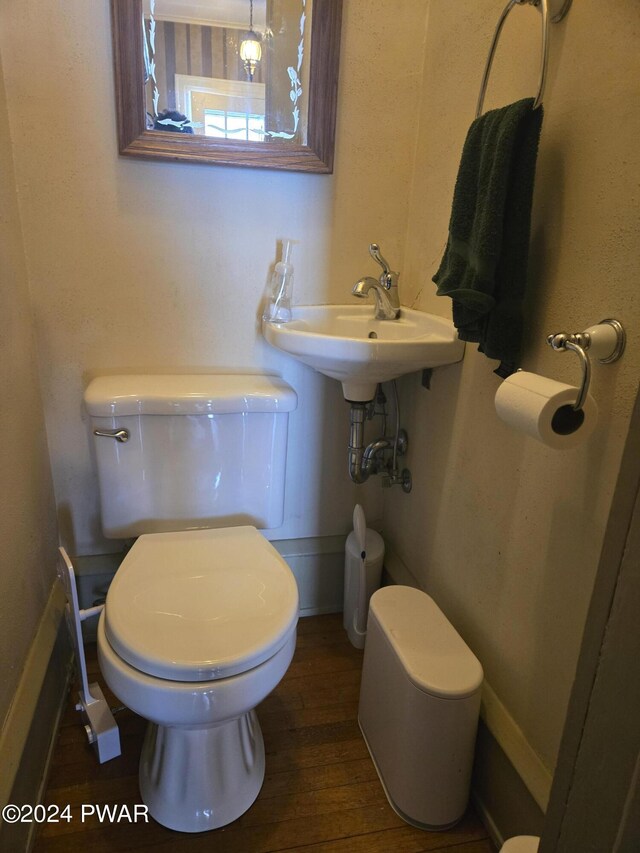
142,0,311,145
112,0,341,171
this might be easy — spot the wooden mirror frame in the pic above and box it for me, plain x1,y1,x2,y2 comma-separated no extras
111,0,342,173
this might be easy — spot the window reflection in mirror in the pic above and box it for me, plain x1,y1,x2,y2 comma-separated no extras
142,0,311,145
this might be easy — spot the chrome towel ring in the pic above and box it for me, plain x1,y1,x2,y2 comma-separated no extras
475,0,572,119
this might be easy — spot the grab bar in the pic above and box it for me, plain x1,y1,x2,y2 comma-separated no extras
475,0,572,119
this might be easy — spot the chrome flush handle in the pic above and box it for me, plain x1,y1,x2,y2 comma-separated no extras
93,428,130,443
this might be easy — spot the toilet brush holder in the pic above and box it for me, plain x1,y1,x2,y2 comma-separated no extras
57,548,121,763
343,506,385,649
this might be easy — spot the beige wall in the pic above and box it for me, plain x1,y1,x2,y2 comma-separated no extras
0,0,429,556
385,0,640,774
0,54,58,725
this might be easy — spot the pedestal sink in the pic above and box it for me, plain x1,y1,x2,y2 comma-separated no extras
262,305,464,401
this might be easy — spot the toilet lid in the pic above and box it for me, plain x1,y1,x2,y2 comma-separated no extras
104,526,299,682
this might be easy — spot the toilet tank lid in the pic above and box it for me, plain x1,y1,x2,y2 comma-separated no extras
84,374,298,416
369,586,484,699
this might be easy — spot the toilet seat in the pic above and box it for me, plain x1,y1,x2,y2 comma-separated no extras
104,526,299,682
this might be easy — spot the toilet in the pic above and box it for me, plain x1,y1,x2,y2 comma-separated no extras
83,374,299,833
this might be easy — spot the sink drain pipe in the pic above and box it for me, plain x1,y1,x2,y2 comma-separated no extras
347,383,412,491
348,402,391,484
348,404,373,484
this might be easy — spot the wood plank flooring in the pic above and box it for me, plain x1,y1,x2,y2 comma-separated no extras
35,614,495,852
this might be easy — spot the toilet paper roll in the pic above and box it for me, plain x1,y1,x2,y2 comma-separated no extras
495,371,598,449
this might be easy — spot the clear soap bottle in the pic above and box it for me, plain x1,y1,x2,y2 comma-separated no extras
263,239,294,323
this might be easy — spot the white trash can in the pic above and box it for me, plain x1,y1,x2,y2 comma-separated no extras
358,586,484,829
501,837,540,852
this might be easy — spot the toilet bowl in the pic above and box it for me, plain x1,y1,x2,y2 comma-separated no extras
84,374,299,832
97,526,299,832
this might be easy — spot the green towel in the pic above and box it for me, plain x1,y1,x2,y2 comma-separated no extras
433,98,543,378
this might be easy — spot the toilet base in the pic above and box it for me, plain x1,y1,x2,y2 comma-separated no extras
139,709,265,832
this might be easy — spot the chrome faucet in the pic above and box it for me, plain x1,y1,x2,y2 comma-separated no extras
352,243,401,320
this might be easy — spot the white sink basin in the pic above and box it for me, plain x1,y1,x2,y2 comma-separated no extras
262,305,464,401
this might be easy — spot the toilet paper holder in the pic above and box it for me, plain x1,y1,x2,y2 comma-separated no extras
546,319,625,412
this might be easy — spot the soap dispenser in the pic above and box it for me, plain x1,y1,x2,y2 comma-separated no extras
263,239,295,323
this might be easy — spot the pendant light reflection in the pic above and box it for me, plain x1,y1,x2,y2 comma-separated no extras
240,0,262,82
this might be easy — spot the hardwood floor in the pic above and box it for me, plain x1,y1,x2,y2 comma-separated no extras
35,614,495,852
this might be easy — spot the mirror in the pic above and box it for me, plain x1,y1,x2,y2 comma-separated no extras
111,0,342,172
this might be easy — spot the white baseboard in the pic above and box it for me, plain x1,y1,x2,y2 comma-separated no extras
472,790,506,850
274,535,346,616
480,682,552,812
0,579,73,853
383,547,552,813
0,581,66,811
383,548,422,589
72,535,348,624
22,650,73,852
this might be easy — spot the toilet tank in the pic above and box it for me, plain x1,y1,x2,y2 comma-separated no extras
84,375,297,538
